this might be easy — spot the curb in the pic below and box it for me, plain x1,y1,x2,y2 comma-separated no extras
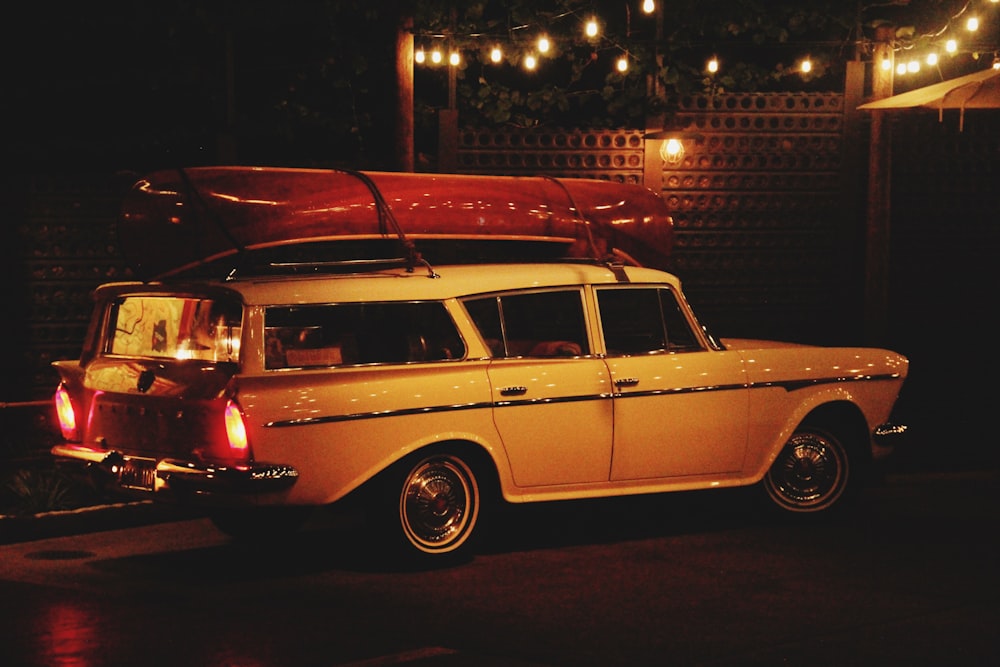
0,501,204,545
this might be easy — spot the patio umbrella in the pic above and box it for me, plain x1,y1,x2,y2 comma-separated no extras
858,66,1000,130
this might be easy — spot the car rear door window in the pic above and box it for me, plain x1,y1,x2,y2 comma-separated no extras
464,290,589,358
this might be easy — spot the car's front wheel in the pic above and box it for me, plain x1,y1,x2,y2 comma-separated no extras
763,427,850,513
382,450,482,561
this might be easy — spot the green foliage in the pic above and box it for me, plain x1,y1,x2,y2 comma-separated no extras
0,467,101,517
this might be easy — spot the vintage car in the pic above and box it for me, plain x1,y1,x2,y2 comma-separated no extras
50,167,908,561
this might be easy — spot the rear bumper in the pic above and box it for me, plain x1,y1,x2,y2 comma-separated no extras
51,444,299,498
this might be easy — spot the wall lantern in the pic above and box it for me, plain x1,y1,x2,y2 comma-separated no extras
644,131,703,167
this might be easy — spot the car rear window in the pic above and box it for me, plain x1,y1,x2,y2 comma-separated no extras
105,295,243,362
264,301,465,369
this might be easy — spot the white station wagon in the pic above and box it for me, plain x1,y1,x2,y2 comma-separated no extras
51,167,908,561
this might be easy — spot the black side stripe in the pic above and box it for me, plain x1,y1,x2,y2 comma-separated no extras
264,373,901,428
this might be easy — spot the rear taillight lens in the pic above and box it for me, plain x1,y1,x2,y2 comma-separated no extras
224,399,250,460
54,384,80,442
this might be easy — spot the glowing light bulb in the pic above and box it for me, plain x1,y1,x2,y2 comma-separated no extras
659,138,684,165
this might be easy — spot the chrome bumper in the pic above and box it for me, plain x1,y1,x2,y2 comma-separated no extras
872,422,908,459
873,422,908,445
51,444,299,496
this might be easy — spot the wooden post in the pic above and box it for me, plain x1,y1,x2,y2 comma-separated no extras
865,26,895,346
394,12,415,172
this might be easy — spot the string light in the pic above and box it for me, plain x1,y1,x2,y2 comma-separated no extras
411,0,998,82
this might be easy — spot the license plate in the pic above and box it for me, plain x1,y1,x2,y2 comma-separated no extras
119,457,157,491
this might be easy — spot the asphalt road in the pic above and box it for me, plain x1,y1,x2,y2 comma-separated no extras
1,471,998,667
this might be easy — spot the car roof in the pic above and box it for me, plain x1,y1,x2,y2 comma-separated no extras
97,262,684,306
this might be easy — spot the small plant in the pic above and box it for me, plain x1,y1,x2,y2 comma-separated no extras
0,466,105,517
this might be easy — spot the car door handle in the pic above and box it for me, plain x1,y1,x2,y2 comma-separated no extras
614,378,639,387
500,386,528,396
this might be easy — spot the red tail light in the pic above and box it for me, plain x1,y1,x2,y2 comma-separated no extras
224,399,250,459
54,384,80,442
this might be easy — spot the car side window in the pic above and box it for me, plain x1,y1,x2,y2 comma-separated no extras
264,301,464,369
464,290,589,358
597,287,701,355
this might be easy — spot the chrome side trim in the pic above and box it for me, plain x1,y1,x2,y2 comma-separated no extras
267,400,493,428
264,373,903,428
752,373,903,392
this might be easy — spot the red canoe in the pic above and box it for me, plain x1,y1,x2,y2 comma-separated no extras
118,167,674,279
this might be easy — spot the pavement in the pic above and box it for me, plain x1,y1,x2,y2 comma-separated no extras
3,467,998,548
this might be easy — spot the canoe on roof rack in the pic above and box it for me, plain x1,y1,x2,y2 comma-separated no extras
118,167,674,280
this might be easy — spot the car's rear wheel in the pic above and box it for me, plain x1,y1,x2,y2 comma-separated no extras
763,427,850,513
386,451,481,561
